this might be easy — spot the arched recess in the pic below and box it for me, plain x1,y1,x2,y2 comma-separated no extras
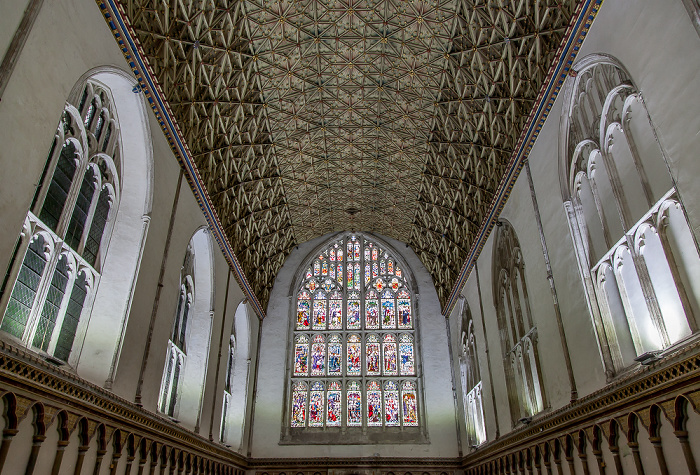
158,227,215,429
78,68,154,385
559,54,699,376
458,300,486,448
220,299,252,450
492,220,546,426
0,67,153,386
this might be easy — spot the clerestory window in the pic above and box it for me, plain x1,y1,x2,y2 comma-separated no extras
562,57,700,374
286,234,421,436
0,80,119,365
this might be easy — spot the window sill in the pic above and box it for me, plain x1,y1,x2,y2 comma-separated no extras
280,426,429,445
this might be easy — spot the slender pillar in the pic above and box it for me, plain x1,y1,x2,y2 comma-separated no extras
475,264,500,438
649,435,669,475
0,428,18,471
609,445,623,475
93,448,107,475
209,270,232,441
628,441,645,475
51,440,69,475
135,171,184,405
74,445,89,475
124,453,135,475
24,434,46,475
524,160,578,402
674,430,698,475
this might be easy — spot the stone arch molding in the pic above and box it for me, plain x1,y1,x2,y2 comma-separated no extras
558,53,700,376
220,299,253,450
158,227,215,431
492,219,546,426
0,66,154,389
281,231,425,444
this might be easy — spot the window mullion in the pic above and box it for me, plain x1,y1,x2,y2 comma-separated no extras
23,243,61,346
45,263,78,356
77,174,102,255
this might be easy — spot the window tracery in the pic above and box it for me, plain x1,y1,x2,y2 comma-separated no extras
459,303,486,447
0,80,119,365
493,221,545,424
288,234,420,431
562,57,700,373
159,245,194,417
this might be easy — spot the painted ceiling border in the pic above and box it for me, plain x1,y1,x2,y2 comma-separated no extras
94,0,266,319
442,0,604,316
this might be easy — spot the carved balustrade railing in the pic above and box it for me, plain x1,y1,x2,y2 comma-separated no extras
463,338,700,475
0,340,246,474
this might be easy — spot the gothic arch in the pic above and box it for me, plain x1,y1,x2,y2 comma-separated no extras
220,299,253,450
282,232,424,444
0,68,153,385
492,220,545,425
559,54,700,375
158,227,215,429
459,300,486,447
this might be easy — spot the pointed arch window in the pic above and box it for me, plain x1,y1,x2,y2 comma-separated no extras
159,245,194,417
561,57,700,374
285,234,422,437
459,303,486,447
220,334,235,442
0,80,120,365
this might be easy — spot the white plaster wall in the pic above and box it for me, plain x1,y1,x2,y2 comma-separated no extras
451,0,700,440
251,232,459,459
0,0,253,445
0,0,30,61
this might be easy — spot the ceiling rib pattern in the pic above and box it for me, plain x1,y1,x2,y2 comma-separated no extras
121,0,578,310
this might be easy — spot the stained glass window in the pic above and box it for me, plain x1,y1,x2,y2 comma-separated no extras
288,234,420,429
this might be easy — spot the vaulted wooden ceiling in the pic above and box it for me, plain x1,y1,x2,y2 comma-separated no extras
121,0,578,309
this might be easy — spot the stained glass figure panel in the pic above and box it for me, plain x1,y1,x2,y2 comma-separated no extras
383,334,397,375
367,381,382,426
328,335,342,375
347,381,362,426
309,382,325,427
398,290,412,329
366,290,379,330
381,291,396,329
329,298,342,329
327,382,342,427
290,235,420,430
313,296,326,330
291,382,307,427
347,334,361,375
402,382,419,426
297,292,310,330
384,381,399,426
294,336,309,376
366,334,380,376
347,297,360,330
310,335,325,376
400,334,416,375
